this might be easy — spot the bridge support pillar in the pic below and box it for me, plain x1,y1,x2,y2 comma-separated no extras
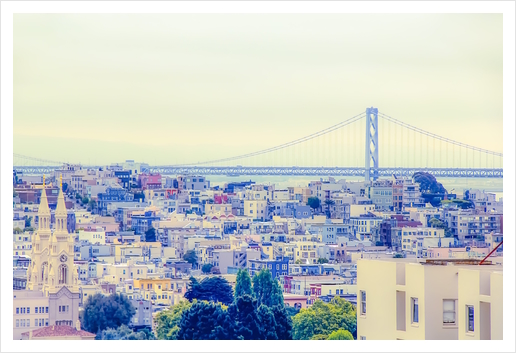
365,107,379,182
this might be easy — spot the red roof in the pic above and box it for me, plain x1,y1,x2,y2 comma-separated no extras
21,325,96,338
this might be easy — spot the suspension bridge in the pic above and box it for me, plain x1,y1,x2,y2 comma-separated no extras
13,108,503,179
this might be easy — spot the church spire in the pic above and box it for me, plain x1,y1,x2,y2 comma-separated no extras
38,175,51,218
54,173,69,239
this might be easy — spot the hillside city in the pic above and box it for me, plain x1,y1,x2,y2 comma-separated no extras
12,160,503,340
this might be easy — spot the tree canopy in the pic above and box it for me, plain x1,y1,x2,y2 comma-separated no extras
80,293,135,334
317,258,329,264
252,268,284,308
97,325,156,340
201,263,214,274
327,329,354,340
144,227,157,242
307,197,321,210
184,276,234,305
413,172,447,194
183,250,198,266
235,269,253,298
292,297,357,340
155,300,192,340
177,301,235,340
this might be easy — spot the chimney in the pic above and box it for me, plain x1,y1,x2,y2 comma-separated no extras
76,319,81,331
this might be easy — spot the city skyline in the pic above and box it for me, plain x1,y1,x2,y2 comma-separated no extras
14,13,503,166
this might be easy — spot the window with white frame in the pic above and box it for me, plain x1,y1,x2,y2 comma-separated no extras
466,305,474,332
443,299,456,324
411,298,419,324
360,291,366,315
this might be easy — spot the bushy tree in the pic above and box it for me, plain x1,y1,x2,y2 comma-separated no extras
201,263,214,274
229,295,263,340
80,293,135,334
252,268,284,308
144,227,156,242
97,325,156,340
234,269,253,298
327,329,354,340
307,197,321,211
317,258,329,264
177,301,236,340
183,250,198,267
292,297,357,340
256,305,278,340
413,172,447,194
271,304,293,340
82,196,89,205
184,276,234,305
155,300,192,340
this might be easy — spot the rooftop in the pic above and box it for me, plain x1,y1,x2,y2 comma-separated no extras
21,325,96,338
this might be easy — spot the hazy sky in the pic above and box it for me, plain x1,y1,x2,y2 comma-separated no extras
14,14,503,167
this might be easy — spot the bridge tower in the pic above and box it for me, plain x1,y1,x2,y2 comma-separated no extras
364,107,379,182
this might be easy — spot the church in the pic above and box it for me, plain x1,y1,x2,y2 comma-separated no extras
14,176,82,339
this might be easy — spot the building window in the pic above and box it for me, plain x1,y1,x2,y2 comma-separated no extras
443,299,456,324
16,319,19,328
16,308,19,314
27,307,30,314
411,298,419,324
35,307,38,314
35,319,38,327
46,307,49,313
360,336,366,340
360,291,366,315
466,305,474,332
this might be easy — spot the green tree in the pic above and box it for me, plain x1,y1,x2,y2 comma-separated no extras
317,258,329,264
252,268,284,308
429,217,453,238
202,263,214,274
13,227,23,234
88,200,97,212
295,259,304,264
144,227,156,242
183,250,198,267
310,334,329,340
229,295,264,340
155,300,192,340
393,253,404,259
413,172,447,194
271,304,293,340
292,297,357,340
285,306,300,318
327,329,354,340
177,301,236,340
184,276,234,305
256,305,278,340
98,325,156,340
82,196,89,205
80,293,135,334
307,197,321,211
324,199,335,217
234,269,253,298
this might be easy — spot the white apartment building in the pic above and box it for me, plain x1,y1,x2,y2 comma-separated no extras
357,258,502,340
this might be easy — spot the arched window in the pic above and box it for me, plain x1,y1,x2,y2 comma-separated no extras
58,264,68,285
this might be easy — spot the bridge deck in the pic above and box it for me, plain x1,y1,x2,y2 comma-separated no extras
13,166,503,178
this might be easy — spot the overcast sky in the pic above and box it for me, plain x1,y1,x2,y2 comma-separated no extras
13,14,503,167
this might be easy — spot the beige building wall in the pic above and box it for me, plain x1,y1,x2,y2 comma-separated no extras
357,259,503,341
458,268,503,340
